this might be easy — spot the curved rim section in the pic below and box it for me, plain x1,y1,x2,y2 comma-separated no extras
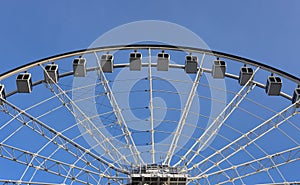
1,44,299,84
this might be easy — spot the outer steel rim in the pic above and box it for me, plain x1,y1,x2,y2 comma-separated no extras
1,44,299,83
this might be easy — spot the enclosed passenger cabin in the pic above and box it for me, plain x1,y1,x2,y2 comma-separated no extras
129,52,142,71
73,57,86,77
0,84,5,105
266,76,282,96
212,59,226,78
185,55,198,74
239,67,254,85
157,52,170,71
16,73,32,93
292,88,300,108
100,54,114,73
44,64,59,83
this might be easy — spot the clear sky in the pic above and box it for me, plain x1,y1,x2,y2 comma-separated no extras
0,0,299,78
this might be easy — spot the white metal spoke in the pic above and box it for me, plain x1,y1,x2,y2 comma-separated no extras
0,179,66,185
94,52,144,164
0,143,116,183
0,98,129,175
188,100,299,176
41,64,132,167
61,126,143,184
165,54,205,165
166,115,285,182
193,145,300,184
0,125,24,144
256,182,300,185
180,67,259,168
188,103,284,183
148,48,155,163
28,125,114,183
243,141,284,183
1,107,109,179
44,82,129,167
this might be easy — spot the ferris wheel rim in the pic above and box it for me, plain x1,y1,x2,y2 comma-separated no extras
1,44,299,84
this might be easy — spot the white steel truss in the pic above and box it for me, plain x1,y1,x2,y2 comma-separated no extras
0,179,66,185
192,145,300,184
41,69,132,168
0,143,122,184
148,48,155,164
0,98,129,175
94,52,144,165
188,100,299,177
177,67,259,168
164,54,205,165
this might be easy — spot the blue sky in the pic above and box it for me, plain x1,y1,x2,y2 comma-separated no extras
0,0,299,78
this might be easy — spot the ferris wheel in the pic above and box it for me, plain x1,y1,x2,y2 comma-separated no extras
0,44,299,185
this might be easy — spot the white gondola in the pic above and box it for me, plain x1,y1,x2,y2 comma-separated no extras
266,76,282,96
212,59,226,78
44,64,59,83
185,55,198,74
157,52,170,71
73,57,86,77
0,84,5,104
129,52,142,71
239,67,254,85
292,88,300,107
100,54,114,73
16,73,32,93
